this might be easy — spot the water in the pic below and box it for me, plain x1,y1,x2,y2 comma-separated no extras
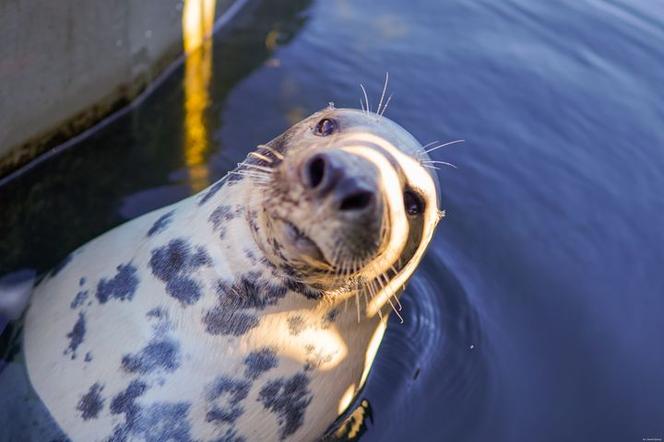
2,0,664,440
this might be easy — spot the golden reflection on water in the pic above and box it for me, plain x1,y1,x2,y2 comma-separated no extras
182,0,216,192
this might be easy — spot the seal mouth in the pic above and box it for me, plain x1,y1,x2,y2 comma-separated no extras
279,218,330,267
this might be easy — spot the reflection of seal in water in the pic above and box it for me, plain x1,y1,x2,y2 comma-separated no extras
20,105,442,441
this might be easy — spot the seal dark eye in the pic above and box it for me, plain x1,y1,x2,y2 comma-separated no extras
314,118,337,136
404,189,424,216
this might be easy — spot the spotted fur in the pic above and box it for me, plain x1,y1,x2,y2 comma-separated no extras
21,108,441,441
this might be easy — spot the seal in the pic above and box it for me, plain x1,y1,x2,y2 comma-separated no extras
16,105,442,441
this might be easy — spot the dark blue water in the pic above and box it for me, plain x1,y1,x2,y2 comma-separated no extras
2,0,664,440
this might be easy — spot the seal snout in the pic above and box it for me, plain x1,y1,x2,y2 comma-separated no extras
301,151,377,214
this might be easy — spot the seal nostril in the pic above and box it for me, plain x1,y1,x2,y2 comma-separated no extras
339,191,374,212
307,156,326,189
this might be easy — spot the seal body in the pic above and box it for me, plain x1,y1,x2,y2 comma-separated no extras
18,107,442,441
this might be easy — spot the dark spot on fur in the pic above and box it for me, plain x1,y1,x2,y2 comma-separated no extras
150,239,210,281
244,249,258,265
146,307,165,318
247,210,259,234
260,257,277,270
227,174,243,186
65,312,86,359
109,381,193,441
79,277,86,286
110,380,147,426
192,248,211,267
281,266,297,277
109,381,146,441
209,205,235,239
70,290,89,309
287,316,306,336
121,340,180,374
49,253,73,277
326,308,339,322
199,179,225,206
148,211,175,237
149,239,211,306
96,264,139,304
303,345,334,371
134,402,193,441
217,276,287,310
270,238,283,254
202,275,288,337
145,307,171,335
321,308,339,329
206,377,251,425
85,352,93,362
208,377,250,404
206,407,243,425
284,278,323,300
166,277,202,305
203,308,260,336
258,373,313,440
244,348,278,380
212,428,246,442
77,383,104,420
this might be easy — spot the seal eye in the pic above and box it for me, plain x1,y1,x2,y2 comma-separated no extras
404,190,424,216
314,118,337,136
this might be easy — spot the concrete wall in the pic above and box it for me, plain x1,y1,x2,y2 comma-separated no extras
0,0,238,177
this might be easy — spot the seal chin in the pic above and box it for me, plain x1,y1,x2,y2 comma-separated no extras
279,218,329,266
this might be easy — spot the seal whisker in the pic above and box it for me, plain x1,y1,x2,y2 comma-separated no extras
422,140,440,150
380,270,401,312
379,94,393,118
257,144,285,160
373,270,403,323
421,160,458,169
235,163,272,175
366,280,383,320
387,297,404,324
248,152,273,163
240,163,274,174
382,272,404,322
229,171,271,183
423,139,465,154
229,170,266,178
377,72,389,119
360,84,371,115
391,296,403,313
355,289,361,323
373,283,384,320
388,266,403,312
230,170,270,179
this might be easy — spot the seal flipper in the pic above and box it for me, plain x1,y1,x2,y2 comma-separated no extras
322,398,373,441
0,269,37,332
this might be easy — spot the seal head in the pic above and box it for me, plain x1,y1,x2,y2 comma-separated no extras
245,107,442,303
